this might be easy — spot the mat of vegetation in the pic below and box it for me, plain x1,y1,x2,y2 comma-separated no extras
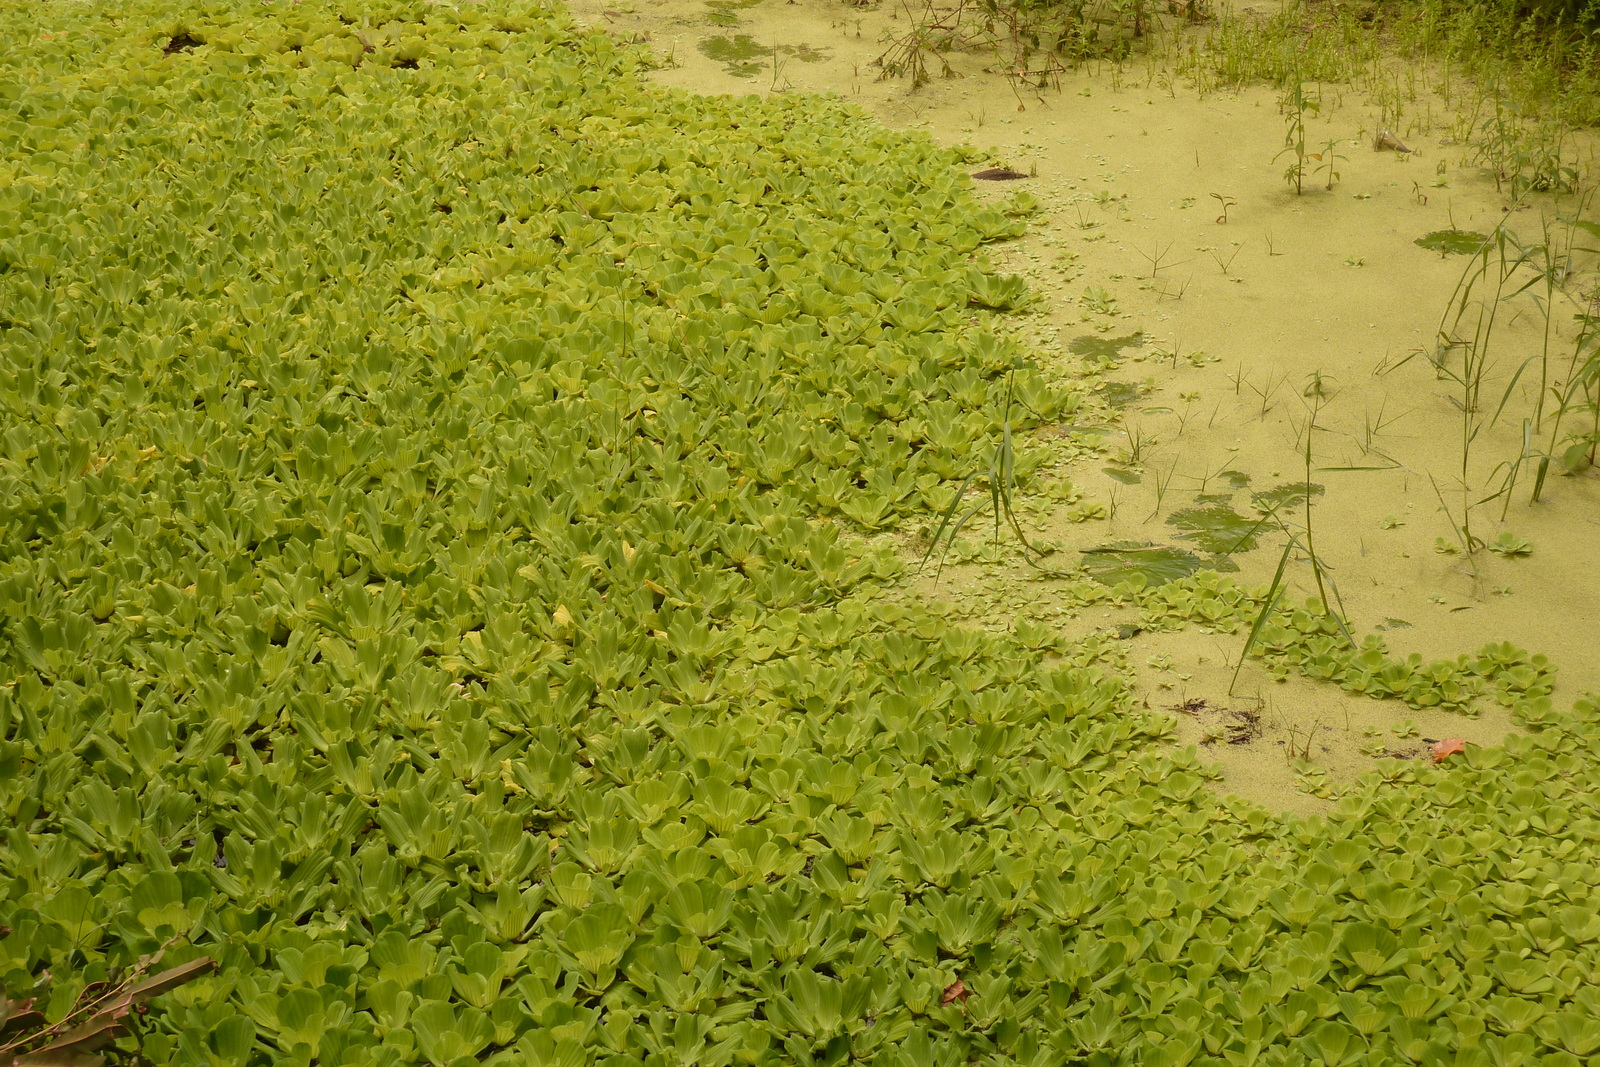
4,2,1600,1066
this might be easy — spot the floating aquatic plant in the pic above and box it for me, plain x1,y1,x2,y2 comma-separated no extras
2,4,1597,1067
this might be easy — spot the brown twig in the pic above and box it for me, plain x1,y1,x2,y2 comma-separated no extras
0,941,216,1066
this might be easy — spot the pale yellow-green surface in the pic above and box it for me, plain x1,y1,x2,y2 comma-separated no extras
567,0,1600,809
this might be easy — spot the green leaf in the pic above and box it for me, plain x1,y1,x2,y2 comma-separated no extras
965,268,1031,311
410,1000,495,1067
1344,929,1410,984
561,904,634,985
1538,1011,1600,1057
208,1016,257,1060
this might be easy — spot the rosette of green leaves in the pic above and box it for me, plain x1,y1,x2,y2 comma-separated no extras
6,1,1600,1066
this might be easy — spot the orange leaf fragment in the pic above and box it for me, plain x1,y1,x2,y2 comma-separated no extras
941,980,971,1007
1432,738,1466,763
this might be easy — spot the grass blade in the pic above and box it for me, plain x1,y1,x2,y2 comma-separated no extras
1229,533,1298,696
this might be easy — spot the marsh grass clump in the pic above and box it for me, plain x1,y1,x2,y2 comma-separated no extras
877,0,1203,88
1465,91,1583,196
1392,0,1600,129
918,371,1058,580
1173,0,1381,92
1175,0,1592,199
1385,201,1600,553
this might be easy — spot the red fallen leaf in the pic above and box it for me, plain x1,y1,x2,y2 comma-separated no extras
941,980,971,1007
1432,738,1467,763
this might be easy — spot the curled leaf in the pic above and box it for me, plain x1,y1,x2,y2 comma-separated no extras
1373,129,1413,153
941,979,971,1006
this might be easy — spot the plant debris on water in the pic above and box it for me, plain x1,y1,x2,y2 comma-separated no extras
3,2,1600,1066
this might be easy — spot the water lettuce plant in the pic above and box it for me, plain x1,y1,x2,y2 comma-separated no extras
4,3,1600,1067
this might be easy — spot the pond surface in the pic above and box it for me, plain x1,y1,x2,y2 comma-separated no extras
568,0,1600,810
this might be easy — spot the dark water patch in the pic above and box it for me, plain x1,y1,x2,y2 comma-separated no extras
1415,230,1491,256
706,0,762,20
1102,466,1141,485
1251,481,1324,514
1081,541,1235,587
1099,381,1142,407
698,35,827,72
699,34,769,75
1070,332,1144,363
1167,504,1263,554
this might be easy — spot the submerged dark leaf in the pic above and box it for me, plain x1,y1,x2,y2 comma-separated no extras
1251,481,1324,513
1415,229,1490,256
1080,541,1220,586
1167,504,1263,554
1070,332,1144,362
1103,466,1142,485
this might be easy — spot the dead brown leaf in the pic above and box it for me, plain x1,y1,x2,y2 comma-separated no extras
941,979,971,1007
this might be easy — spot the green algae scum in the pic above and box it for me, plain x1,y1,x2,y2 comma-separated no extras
3,1,1600,1065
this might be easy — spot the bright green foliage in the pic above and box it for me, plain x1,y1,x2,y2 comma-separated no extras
1248,602,1558,713
6,4,1600,1067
